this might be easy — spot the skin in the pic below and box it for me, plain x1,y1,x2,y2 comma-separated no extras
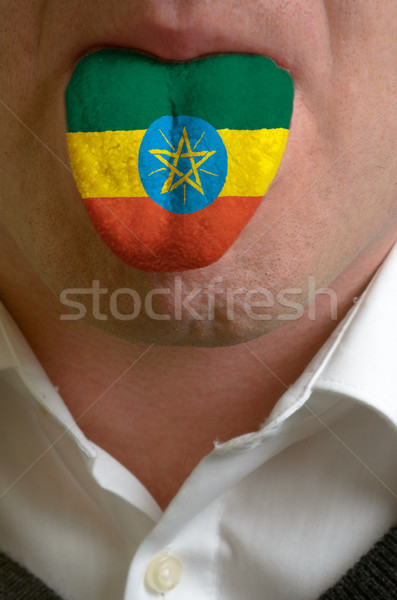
0,1,396,508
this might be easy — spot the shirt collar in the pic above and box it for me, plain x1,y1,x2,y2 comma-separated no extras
0,299,96,459
311,242,397,427
266,242,397,433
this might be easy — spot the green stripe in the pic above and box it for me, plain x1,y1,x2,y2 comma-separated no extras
66,50,293,133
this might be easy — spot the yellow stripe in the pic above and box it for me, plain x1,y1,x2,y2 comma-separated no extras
67,128,289,198
219,129,288,196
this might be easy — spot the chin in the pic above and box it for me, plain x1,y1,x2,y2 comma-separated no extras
76,281,303,348
81,312,272,348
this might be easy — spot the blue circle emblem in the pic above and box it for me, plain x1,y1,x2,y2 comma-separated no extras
138,115,228,215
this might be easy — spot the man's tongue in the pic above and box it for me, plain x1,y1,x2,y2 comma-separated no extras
66,50,293,272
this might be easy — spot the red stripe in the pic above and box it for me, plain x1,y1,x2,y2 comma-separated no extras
83,196,263,272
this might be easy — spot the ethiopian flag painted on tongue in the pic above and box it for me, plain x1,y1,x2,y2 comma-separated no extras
66,49,293,272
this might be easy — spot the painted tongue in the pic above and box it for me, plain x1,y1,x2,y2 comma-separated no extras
66,50,293,272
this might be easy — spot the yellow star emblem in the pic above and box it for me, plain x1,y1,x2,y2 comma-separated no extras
148,127,218,202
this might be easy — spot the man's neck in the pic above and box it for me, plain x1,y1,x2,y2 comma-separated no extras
0,232,394,509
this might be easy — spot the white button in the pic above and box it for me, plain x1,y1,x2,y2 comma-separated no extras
145,554,183,593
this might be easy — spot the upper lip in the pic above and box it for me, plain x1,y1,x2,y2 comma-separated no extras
41,2,331,95
100,18,282,64
69,2,297,75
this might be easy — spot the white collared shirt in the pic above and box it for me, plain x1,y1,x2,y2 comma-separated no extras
1,247,397,600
